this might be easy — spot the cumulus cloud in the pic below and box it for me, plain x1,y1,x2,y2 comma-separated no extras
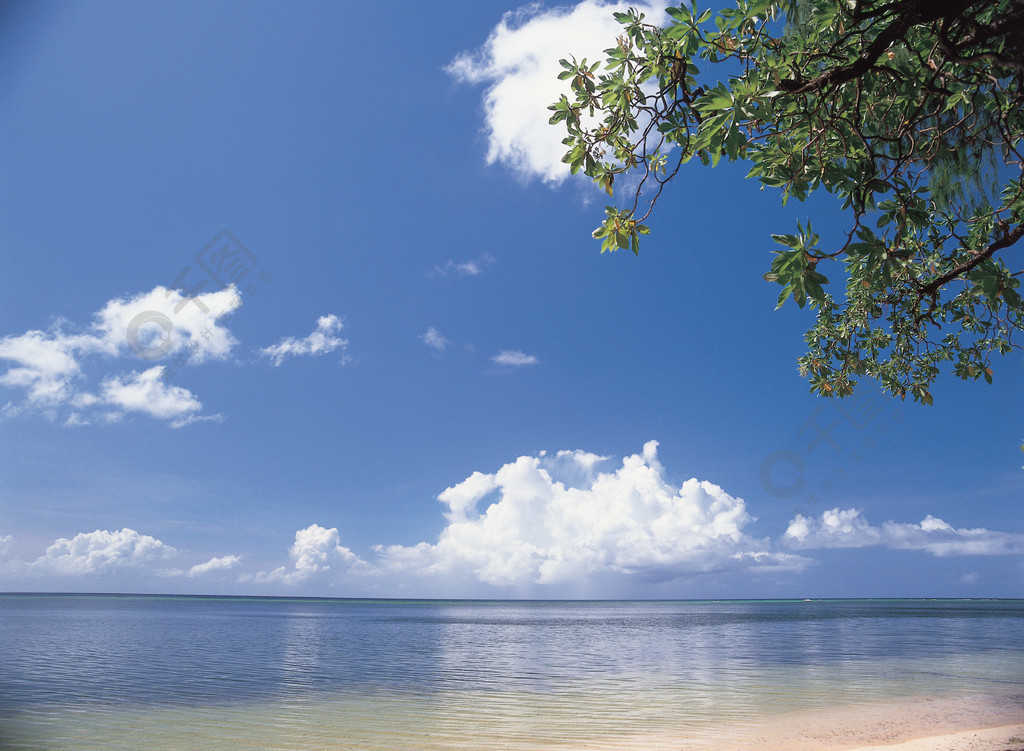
374,441,804,587
188,555,241,577
449,0,664,183
254,524,367,585
492,349,539,366
261,315,347,366
0,535,12,556
421,327,452,351
32,528,178,575
4,527,242,581
0,285,240,425
0,329,87,409
94,285,239,364
785,508,1024,556
91,366,206,426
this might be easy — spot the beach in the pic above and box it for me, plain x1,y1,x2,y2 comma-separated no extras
849,726,1024,751
2,596,1022,750
658,693,1024,751
1,691,1021,749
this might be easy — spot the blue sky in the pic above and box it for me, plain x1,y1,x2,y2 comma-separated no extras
0,0,1021,599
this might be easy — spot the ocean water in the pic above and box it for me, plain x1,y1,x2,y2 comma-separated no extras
1,596,1022,750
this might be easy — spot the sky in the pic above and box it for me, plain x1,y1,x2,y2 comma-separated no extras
0,0,1021,599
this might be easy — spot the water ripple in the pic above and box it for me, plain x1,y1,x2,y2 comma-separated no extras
1,596,1022,749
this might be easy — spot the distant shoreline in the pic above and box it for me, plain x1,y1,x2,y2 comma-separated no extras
2,591,1022,604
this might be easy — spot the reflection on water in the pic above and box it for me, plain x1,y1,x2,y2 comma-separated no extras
1,597,1022,749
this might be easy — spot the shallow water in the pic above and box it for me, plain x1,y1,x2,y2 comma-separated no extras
2,596,1022,749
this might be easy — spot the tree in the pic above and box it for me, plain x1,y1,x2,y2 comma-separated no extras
549,0,1023,404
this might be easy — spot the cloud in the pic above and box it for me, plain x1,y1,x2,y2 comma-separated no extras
32,528,178,575
188,555,241,577
785,508,1024,556
449,0,664,183
0,285,240,425
94,285,239,364
246,443,808,593
429,254,496,278
374,441,804,588
254,524,367,585
91,366,206,426
261,315,347,366
421,327,452,352
9,528,241,580
0,330,87,409
492,349,539,366
0,535,11,557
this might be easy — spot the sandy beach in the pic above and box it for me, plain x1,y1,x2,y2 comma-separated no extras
847,725,1024,751
638,692,1024,751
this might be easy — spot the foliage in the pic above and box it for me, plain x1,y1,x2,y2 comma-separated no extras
549,0,1024,402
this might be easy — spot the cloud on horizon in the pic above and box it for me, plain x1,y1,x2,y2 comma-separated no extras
7,448,1023,594
0,528,242,581
785,508,1024,556
372,441,806,588
188,555,242,578
30,528,178,576
252,524,367,585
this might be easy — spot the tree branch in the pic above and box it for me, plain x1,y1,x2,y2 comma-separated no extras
917,222,1024,296
778,0,981,95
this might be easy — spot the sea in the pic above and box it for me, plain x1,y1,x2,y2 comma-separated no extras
1,595,1022,750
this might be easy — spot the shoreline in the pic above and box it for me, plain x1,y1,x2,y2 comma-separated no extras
4,689,1021,750
646,693,1024,751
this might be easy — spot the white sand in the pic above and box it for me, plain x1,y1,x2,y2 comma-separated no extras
625,692,1024,751
848,724,1024,751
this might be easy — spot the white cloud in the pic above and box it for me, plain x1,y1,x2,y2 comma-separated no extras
94,285,240,364
188,555,241,577
783,507,882,548
449,0,664,183
429,254,496,278
785,508,1024,556
0,535,11,556
421,327,452,351
95,366,205,425
255,524,367,585
374,441,804,588
261,314,347,366
33,528,178,575
0,285,241,425
245,443,808,593
0,329,86,408
492,349,539,366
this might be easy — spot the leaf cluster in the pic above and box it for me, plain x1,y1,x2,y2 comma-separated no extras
550,0,1024,402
